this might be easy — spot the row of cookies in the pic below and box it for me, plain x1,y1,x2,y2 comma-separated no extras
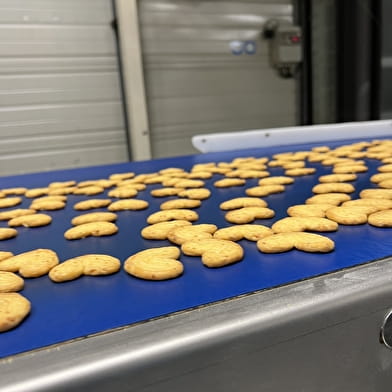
0,249,122,332
1,139,392,333
1,140,392,260
0,139,390,204
0,138,391,246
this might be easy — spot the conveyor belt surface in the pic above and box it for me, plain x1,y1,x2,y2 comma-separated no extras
0,138,391,359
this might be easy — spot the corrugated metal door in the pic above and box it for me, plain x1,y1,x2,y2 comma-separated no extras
0,0,129,176
138,0,298,158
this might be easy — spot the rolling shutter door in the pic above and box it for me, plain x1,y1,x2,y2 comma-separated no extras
0,0,129,176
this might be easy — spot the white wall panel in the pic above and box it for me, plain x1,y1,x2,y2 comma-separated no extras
138,0,297,158
0,0,128,176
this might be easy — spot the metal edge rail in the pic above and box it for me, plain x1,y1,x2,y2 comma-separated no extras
192,120,392,153
2,256,392,391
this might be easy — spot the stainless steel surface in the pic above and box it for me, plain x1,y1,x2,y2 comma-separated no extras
2,257,392,392
380,309,392,349
138,0,298,158
0,0,128,175
192,119,392,153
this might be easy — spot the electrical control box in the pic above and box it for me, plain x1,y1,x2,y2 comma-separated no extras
271,24,302,66
264,20,302,77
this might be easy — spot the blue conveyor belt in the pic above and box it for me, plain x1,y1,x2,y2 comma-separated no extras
0,138,391,358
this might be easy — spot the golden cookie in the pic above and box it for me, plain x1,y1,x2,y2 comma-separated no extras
8,213,52,227
108,199,149,211
282,161,305,169
360,188,392,200
325,206,369,225
342,198,392,210
161,178,184,187
0,249,59,277
181,239,243,268
368,209,392,227
73,186,104,196
225,170,269,179
178,188,211,200
379,179,392,189
257,232,334,253
219,197,268,210
312,146,330,152
160,199,201,210
159,167,186,175
48,258,84,282
271,217,338,233
0,207,27,220
188,171,213,179
116,182,146,191
167,224,217,245
213,224,273,241
109,172,135,181
258,176,294,185
378,164,392,173
214,178,246,188
191,163,216,171
285,168,316,176
232,157,257,164
73,199,112,210
141,220,192,240
268,160,286,167
0,293,31,332
132,173,157,183
0,197,22,208
208,167,232,175
308,153,329,162
0,228,18,240
77,180,103,188
97,179,119,188
25,188,48,198
370,173,392,183
236,163,268,171
124,246,183,280
30,200,66,211
147,209,199,224
318,174,357,183
0,271,24,292
332,165,367,173
346,152,367,159
312,182,355,194
49,254,121,282
82,254,121,276
64,221,118,240
174,179,204,188
306,193,351,205
108,187,138,198
0,251,13,262
144,175,169,184
47,187,76,195
1,187,27,195
48,180,76,189
71,212,117,226
225,207,275,224
150,187,184,197
35,195,67,202
326,158,362,166
245,185,285,197
287,204,335,218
